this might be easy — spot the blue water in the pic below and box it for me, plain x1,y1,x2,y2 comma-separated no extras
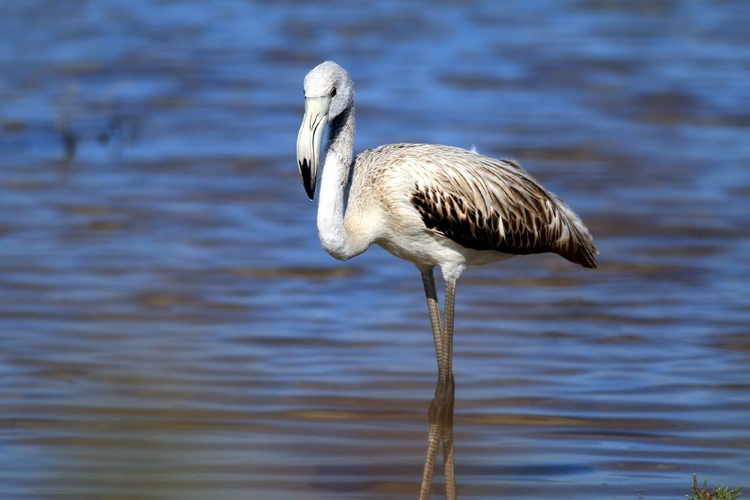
1,1,749,499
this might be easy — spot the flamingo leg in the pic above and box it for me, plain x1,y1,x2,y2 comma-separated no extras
418,270,458,500
419,268,443,500
421,268,444,371
441,278,457,500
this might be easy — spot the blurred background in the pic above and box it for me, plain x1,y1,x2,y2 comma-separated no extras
1,1,749,499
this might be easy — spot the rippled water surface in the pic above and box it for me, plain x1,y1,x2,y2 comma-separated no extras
1,1,749,499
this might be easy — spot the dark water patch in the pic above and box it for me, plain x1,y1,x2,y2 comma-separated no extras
222,265,362,280
441,73,520,91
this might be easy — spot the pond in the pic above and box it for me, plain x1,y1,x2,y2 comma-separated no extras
1,1,749,498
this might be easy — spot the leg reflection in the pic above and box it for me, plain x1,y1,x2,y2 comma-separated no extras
418,375,456,500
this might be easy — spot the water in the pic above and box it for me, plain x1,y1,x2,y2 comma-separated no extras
1,1,749,499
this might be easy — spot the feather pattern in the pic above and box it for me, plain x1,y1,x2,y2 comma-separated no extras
355,143,598,269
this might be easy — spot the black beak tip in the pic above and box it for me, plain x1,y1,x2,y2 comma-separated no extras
299,159,315,201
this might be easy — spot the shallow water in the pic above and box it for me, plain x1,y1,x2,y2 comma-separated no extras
1,1,749,499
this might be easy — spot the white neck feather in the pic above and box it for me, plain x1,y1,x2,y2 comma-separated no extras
316,106,362,260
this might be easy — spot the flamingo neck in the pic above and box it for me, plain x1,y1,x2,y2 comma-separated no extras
317,105,360,260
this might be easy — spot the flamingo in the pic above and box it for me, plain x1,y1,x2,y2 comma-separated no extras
296,61,597,499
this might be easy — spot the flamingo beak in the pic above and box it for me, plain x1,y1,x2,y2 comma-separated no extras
296,96,331,201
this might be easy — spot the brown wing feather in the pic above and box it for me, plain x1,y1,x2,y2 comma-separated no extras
407,149,598,269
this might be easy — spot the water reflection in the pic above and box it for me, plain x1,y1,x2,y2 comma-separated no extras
421,374,456,500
